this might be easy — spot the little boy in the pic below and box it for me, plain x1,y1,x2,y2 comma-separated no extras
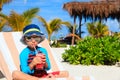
20,24,51,77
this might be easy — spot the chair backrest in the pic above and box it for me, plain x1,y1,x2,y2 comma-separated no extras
0,32,64,80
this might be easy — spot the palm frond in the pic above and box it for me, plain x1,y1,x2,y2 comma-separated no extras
37,16,51,34
22,7,39,23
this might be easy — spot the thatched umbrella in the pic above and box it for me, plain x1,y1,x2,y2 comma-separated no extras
63,0,120,45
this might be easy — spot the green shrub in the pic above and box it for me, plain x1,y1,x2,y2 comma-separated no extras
62,36,120,65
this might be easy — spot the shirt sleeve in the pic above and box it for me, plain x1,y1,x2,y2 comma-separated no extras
19,48,34,74
40,48,51,70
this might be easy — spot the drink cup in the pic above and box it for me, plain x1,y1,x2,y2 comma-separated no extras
35,53,44,70
36,63,44,70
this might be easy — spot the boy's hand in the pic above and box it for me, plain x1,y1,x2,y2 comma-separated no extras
36,54,46,64
29,54,47,70
29,54,43,70
36,54,48,69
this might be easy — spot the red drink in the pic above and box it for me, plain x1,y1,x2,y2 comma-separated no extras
36,63,44,70
35,53,44,70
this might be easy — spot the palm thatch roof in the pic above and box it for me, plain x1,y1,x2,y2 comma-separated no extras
63,0,120,21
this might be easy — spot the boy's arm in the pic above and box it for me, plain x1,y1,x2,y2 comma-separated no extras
44,62,48,69
42,48,51,70
20,50,34,74
29,61,36,70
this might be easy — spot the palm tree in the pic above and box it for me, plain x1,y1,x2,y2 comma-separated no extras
0,7,39,31
37,16,71,41
0,0,12,11
0,17,7,31
66,23,81,45
87,21,109,38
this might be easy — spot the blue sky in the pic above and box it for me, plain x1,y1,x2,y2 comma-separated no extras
2,0,120,39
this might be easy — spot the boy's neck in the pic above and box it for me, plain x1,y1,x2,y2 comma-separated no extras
27,46,38,51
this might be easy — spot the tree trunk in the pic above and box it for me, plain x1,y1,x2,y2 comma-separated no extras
71,16,76,45
79,15,82,38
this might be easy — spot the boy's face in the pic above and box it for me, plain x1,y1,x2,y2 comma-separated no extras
24,35,41,49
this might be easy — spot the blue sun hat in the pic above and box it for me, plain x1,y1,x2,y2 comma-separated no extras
21,24,45,44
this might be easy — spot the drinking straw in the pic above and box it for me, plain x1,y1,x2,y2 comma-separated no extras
34,46,38,54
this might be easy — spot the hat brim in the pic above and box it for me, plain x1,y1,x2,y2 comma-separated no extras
20,31,45,45
24,31,44,37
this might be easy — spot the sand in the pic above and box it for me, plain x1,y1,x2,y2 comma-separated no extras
52,48,120,80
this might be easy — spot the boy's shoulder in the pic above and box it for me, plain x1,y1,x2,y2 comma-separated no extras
20,47,30,54
22,47,29,51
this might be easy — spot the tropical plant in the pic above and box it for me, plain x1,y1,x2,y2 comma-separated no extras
87,22,109,38
62,36,120,65
0,0,12,11
64,23,82,45
37,16,71,41
0,7,39,31
68,24,79,37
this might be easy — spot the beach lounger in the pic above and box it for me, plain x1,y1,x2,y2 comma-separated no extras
0,32,95,80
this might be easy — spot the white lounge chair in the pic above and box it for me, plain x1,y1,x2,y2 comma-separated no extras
0,32,95,80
